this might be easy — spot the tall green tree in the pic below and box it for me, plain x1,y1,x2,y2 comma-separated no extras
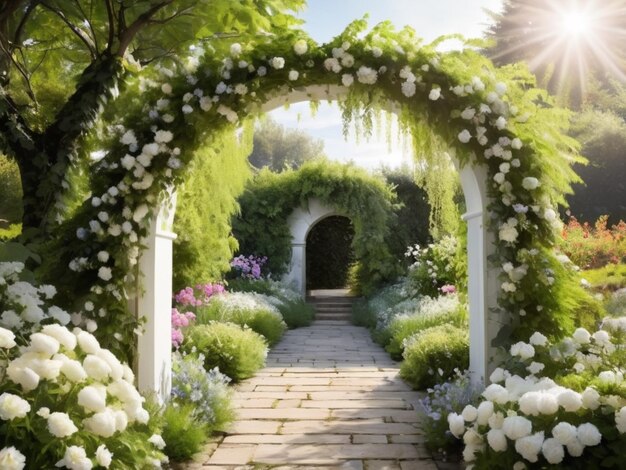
249,117,326,171
0,0,304,235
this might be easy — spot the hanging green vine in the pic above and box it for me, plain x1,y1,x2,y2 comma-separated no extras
41,19,589,360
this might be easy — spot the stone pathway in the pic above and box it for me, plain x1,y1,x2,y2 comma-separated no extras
181,321,442,470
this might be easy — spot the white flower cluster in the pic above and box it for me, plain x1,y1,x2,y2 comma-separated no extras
0,323,164,468
449,327,626,467
0,262,71,334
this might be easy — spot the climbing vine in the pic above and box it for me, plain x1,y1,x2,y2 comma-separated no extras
42,19,590,360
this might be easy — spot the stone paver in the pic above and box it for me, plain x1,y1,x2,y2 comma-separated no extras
183,320,447,469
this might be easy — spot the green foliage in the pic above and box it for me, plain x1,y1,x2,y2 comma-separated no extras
306,216,355,289
385,297,467,360
0,155,22,226
195,293,286,346
381,167,432,263
173,124,254,290
278,299,316,328
583,264,626,292
161,403,209,462
249,116,326,171
351,298,378,329
400,324,469,390
233,159,400,294
226,278,315,328
0,224,22,241
184,323,268,381
568,111,626,222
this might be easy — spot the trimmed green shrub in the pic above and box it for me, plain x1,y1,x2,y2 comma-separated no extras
227,278,314,328
184,322,268,381
386,296,467,360
195,293,286,346
278,299,315,328
400,324,469,390
161,403,209,462
351,297,377,329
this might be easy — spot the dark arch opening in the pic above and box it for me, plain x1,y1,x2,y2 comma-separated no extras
306,215,355,290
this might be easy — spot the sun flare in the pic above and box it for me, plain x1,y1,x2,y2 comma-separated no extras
561,10,591,36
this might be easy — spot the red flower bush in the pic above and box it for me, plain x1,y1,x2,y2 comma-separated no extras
559,216,626,269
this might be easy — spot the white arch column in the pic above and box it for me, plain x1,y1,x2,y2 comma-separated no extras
133,189,177,401
457,163,500,384
283,198,339,297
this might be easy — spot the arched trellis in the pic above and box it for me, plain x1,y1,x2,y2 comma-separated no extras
283,198,344,297
136,84,498,399
50,22,583,401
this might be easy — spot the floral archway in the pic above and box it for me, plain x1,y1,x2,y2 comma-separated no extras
46,20,584,395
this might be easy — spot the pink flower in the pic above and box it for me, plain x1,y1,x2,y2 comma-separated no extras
441,284,456,294
171,329,184,348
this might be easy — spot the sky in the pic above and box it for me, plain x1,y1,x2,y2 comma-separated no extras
267,0,504,169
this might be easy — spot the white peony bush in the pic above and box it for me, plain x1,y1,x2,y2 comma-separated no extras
449,326,626,468
0,321,166,468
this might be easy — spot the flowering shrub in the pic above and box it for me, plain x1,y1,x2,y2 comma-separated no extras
170,351,233,428
173,282,225,309
400,324,469,389
0,261,73,334
230,254,267,280
385,294,467,359
448,325,626,469
417,370,480,455
196,292,287,346
0,324,165,468
183,322,268,381
559,216,626,269
171,308,196,348
405,236,463,298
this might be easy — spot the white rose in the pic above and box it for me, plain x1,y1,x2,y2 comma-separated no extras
514,432,544,463
47,412,78,438
0,446,26,470
60,357,88,383
96,349,124,381
98,267,112,281
56,445,93,470
461,405,478,422
551,422,577,445
288,70,299,81
0,327,16,349
83,409,117,438
293,39,308,55
76,331,101,354
83,355,112,381
522,177,540,190
447,412,465,438
529,332,548,346
270,57,285,69
537,392,559,415
476,401,494,425
114,409,129,432
577,423,602,446
510,342,535,360
502,416,532,440
461,108,476,120
230,42,242,57
519,391,540,416
599,371,617,384
108,380,141,405
96,445,113,468
488,411,505,430
458,129,472,143
527,362,545,375
356,66,377,84
428,88,441,101
489,367,508,383
557,389,582,412
41,324,76,350
29,332,60,356
402,81,416,98
542,438,564,464
372,46,383,57
6,363,39,391
0,393,31,420
567,437,584,457
341,74,354,87
572,328,591,344
487,428,507,452
78,385,107,413
483,384,509,404
149,434,166,450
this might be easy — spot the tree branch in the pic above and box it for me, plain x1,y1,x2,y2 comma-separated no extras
116,0,173,57
104,0,115,53
40,2,97,60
